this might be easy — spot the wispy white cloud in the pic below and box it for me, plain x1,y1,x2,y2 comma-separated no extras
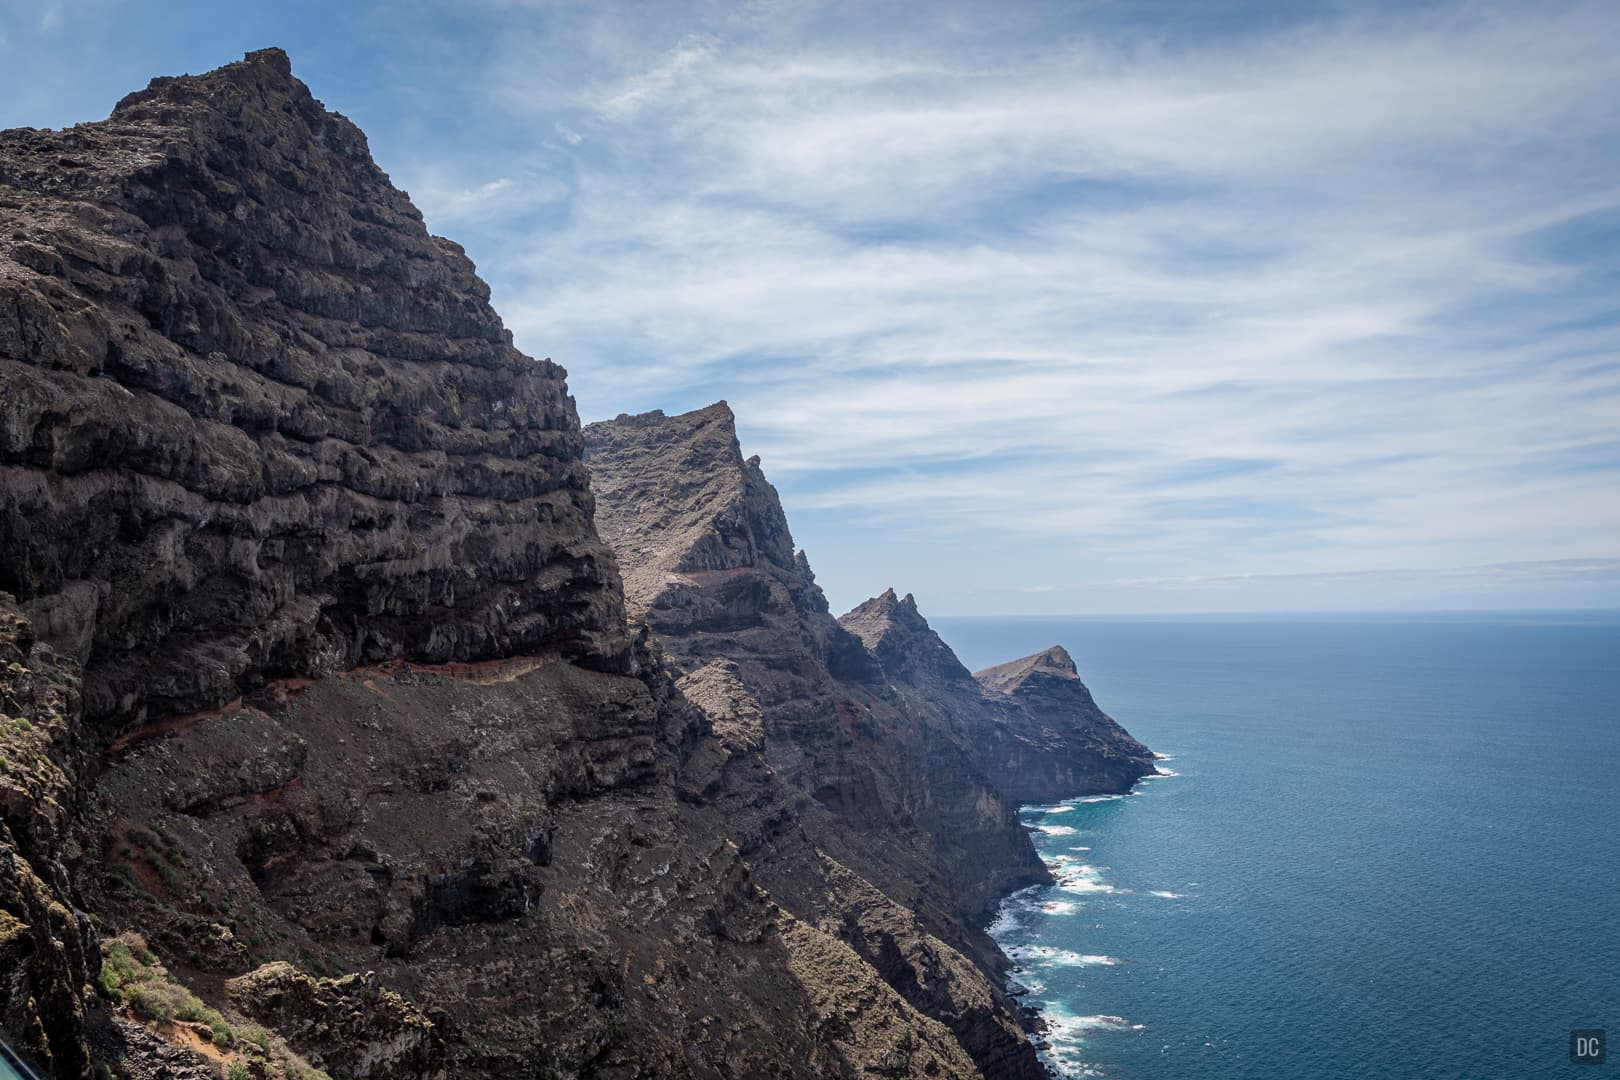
378,2,1620,609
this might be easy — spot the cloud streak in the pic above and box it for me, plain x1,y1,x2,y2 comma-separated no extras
7,0,1615,612
382,0,1620,611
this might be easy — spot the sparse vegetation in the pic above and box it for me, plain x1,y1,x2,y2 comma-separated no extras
97,933,334,1080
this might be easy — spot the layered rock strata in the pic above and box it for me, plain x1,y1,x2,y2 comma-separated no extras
0,47,629,734
973,646,1156,802
0,52,982,1079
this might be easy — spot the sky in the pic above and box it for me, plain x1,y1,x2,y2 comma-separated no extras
4,0,1619,615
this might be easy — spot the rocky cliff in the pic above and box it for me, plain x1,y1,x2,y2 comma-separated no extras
0,49,1154,1080
0,47,629,735
0,52,982,1079
585,403,1051,1078
972,647,1156,802
840,597,1157,805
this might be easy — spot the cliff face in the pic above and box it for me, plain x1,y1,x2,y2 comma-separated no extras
973,647,1157,802
840,597,1157,805
1,49,1157,1080
585,404,1051,1079
0,596,94,1078
0,47,629,733
0,53,982,1080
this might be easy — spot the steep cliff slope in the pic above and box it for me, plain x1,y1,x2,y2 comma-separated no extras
840,594,1157,804
0,52,986,1079
0,595,94,1078
972,647,1156,802
0,47,630,734
585,404,1053,1079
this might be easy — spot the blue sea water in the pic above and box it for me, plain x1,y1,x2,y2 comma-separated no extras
932,613,1620,1080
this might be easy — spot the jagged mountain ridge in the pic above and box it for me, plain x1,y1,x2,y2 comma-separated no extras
586,402,1052,1077
0,51,978,1080
585,403,1157,1076
0,50,1155,1080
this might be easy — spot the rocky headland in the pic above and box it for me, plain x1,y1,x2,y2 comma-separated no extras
1,50,1153,1079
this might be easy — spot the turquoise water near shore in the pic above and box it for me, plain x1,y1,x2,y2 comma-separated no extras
933,613,1620,1080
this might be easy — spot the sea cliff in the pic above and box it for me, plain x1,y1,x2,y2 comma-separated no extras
0,50,1152,1079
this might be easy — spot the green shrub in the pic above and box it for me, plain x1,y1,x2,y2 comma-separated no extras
227,1062,251,1080
100,932,234,1042
123,982,177,1023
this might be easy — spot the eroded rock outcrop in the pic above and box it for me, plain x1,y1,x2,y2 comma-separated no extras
0,47,630,734
840,593,1157,805
973,646,1156,802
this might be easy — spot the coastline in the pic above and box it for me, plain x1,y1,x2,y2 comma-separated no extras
986,756,1175,1079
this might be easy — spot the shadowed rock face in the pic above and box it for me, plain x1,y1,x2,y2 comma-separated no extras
840,593,1158,804
973,645,1157,801
1,47,1161,1080
0,47,630,731
586,404,1053,1080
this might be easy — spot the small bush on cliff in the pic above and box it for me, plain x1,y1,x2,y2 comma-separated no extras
99,931,232,1040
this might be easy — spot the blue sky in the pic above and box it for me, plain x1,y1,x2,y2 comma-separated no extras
5,0,1619,614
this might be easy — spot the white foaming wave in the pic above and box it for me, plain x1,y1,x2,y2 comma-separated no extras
1143,768,1180,779
1007,972,1047,995
1039,900,1079,915
985,883,1045,937
1007,944,1121,968
1149,890,1187,899
1058,1014,1145,1035
1072,793,1128,804
1154,752,1174,761
1036,824,1079,836
985,907,1020,938
1054,863,1118,896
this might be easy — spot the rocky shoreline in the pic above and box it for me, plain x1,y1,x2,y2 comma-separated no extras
1,50,1154,1079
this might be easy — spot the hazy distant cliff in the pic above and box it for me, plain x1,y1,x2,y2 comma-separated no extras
0,50,1152,1080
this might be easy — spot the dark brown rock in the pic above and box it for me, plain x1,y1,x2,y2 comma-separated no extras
0,48,631,733
0,47,1160,1080
226,962,445,1080
840,594,1156,804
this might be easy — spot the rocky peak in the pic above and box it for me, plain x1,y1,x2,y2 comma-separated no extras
971,644,1157,803
583,401,801,616
839,588,975,685
975,644,1080,694
0,49,629,727
582,402,871,677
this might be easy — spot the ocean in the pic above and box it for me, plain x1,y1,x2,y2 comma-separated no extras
931,613,1620,1080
